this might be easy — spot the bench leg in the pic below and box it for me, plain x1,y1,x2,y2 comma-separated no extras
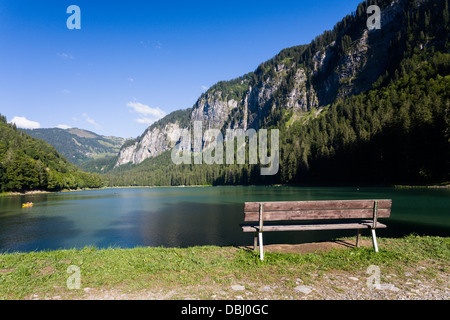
356,229,361,248
254,232,258,251
371,229,379,253
258,232,264,261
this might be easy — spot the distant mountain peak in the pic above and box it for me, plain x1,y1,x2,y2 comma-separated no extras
22,127,126,166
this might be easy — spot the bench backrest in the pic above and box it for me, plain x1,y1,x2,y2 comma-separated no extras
244,199,392,222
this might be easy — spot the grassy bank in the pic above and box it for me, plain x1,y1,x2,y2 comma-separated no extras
0,185,215,197
0,188,98,197
0,235,448,300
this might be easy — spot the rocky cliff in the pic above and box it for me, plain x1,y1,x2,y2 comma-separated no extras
115,0,418,167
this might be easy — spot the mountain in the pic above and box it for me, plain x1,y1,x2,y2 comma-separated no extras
114,0,404,167
114,108,191,167
22,127,127,166
0,115,103,192
105,0,450,186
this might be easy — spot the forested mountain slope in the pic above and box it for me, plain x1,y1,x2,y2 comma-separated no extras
0,115,103,192
22,128,126,166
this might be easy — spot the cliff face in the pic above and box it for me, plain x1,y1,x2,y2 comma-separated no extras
115,0,410,167
191,92,239,130
115,122,182,166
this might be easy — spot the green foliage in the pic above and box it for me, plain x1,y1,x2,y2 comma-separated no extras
278,51,450,184
79,156,118,174
0,119,103,192
23,128,126,166
102,148,263,187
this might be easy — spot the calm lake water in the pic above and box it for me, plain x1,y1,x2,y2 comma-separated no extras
0,186,449,252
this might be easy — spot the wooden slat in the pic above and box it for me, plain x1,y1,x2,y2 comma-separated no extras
243,200,392,221
241,221,387,232
244,199,392,212
244,208,391,221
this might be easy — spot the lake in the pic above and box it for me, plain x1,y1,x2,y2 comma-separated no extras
0,186,449,253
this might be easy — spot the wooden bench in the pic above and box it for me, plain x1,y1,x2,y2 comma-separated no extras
241,199,392,260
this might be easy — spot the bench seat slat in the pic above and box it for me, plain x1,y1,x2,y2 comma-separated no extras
244,199,392,212
244,208,390,221
241,221,387,232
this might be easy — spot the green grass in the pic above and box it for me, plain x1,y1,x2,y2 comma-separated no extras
0,235,448,299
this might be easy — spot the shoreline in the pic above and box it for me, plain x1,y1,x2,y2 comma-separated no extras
0,190,55,197
0,188,95,197
1,183,449,197
0,185,215,197
393,184,450,189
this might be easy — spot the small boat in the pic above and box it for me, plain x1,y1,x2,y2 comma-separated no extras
22,202,33,208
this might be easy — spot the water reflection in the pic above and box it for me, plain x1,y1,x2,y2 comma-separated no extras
93,202,245,248
0,214,80,252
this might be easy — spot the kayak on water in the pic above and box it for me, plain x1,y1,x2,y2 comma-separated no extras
22,202,34,208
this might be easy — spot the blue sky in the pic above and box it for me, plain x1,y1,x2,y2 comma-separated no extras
0,0,362,138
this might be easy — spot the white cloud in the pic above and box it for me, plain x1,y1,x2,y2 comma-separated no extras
201,85,208,92
127,101,166,126
61,89,71,94
82,113,101,129
57,53,74,59
10,116,41,129
128,78,134,83
56,124,71,129
127,102,166,118
136,118,157,125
